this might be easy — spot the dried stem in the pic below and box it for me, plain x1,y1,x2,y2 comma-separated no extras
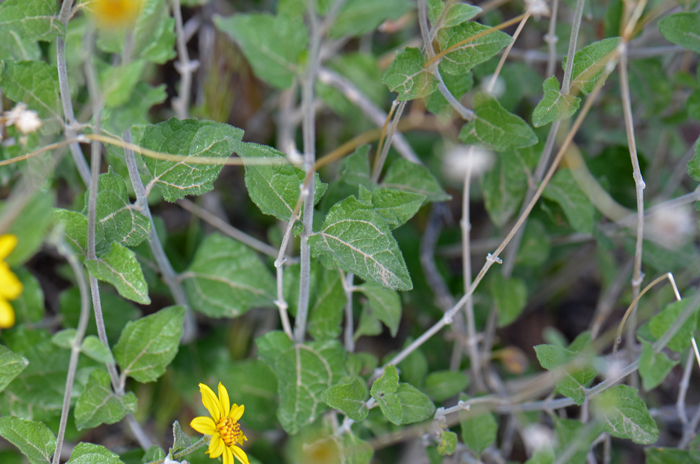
371,100,407,182
545,0,560,77
171,0,197,119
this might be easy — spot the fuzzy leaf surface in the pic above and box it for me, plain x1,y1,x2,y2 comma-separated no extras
0,416,56,464
357,283,402,336
330,0,412,38
437,22,513,76
85,242,150,304
534,344,596,405
532,75,581,127
381,158,450,203
66,442,124,464
0,346,28,393
565,37,620,95
382,47,437,101
658,12,700,53
74,370,137,430
322,377,369,421
0,0,62,42
592,385,659,445
638,339,678,391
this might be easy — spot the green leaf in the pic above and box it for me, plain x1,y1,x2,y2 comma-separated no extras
515,219,551,267
489,273,527,327
51,328,76,349
481,149,536,227
170,421,192,455
687,139,700,182
330,0,412,39
437,22,513,76
0,30,40,61
102,82,167,135
370,188,425,229
354,303,383,340
438,430,458,455
81,336,115,364
10,267,44,324
426,67,473,115
395,383,435,424
141,119,244,202
357,283,402,337
592,385,659,445
341,432,373,464
94,167,151,248
460,402,497,456
256,330,294,368
639,339,678,392
55,209,88,256
688,88,700,121
542,169,595,233
183,234,275,317
371,364,400,397
4,192,55,267
381,158,450,203
376,392,403,425
96,0,176,64
218,358,278,432
0,60,61,122
645,448,697,464
100,60,146,108
422,370,469,402
532,76,581,127
525,448,555,464
273,340,346,434
74,370,138,430
534,344,596,405
85,242,151,305
0,345,28,393
0,416,56,464
648,299,699,353
459,93,538,152
321,377,369,421
214,13,307,89
340,145,374,190
555,418,598,464
309,196,412,291
141,447,165,463
308,268,346,341
382,47,437,101
0,0,62,42
66,442,124,464
235,141,326,221
658,12,700,54
565,37,621,95
113,306,186,383
442,4,482,28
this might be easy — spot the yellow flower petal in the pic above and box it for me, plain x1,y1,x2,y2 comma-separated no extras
0,235,17,260
208,433,224,458
230,404,244,422
199,383,221,422
218,382,230,418
190,416,217,436
0,298,15,329
231,445,250,464
223,448,234,464
0,264,22,300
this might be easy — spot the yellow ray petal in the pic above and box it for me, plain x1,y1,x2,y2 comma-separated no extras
218,382,230,418
230,404,244,421
223,448,234,464
231,445,250,464
199,383,221,422
0,235,17,260
0,298,15,329
0,264,22,300
208,433,224,458
190,416,216,435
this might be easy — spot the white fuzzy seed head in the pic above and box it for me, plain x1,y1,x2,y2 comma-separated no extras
4,103,42,135
523,424,555,453
646,205,696,250
442,144,495,184
525,0,551,18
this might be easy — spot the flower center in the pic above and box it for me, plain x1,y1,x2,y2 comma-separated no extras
216,416,241,447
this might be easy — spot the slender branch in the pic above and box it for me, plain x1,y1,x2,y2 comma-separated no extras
57,0,91,186
144,436,208,464
294,0,323,343
52,239,91,464
676,349,695,429
344,272,355,352
486,12,531,94
370,100,407,182
171,0,198,119
561,0,587,95
545,0,560,76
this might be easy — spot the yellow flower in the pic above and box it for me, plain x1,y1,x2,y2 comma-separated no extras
191,383,249,464
0,234,22,329
87,0,142,30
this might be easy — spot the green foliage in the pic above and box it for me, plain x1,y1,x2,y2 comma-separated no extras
382,47,437,101
357,283,402,336
565,37,620,94
542,169,595,233
66,442,124,464
0,346,28,393
381,158,450,203
322,377,369,421
489,273,527,327
460,402,497,456
422,370,469,402
638,339,678,391
438,430,458,455
74,370,138,430
0,0,62,42
648,299,699,353
592,385,659,445
437,22,513,76
0,61,60,121
330,0,412,38
658,13,700,54
0,416,56,464
534,343,596,405
532,76,581,127
85,242,150,304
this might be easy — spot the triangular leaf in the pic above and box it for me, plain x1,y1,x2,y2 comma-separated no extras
85,242,151,305
532,75,581,127
592,385,659,445
74,370,137,430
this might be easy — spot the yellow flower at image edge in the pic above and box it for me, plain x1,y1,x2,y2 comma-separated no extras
191,383,249,464
89,0,142,29
0,234,22,329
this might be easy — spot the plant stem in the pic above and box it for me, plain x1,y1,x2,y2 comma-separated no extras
144,436,208,464
171,0,196,119
344,272,355,352
370,100,407,183
57,0,91,186
561,0,587,95
545,0,560,77
486,12,530,94
294,0,323,344
122,130,195,342
52,240,91,464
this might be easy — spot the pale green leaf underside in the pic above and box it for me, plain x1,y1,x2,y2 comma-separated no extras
309,196,412,291
593,385,659,445
183,234,276,317
85,242,151,305
113,306,186,383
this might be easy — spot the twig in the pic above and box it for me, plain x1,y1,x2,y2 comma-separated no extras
294,0,323,343
344,272,355,352
144,436,208,464
486,11,531,94
545,0,560,76
52,239,91,464
676,348,695,429
57,0,91,186
561,0,587,95
171,0,198,119
370,100,407,182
